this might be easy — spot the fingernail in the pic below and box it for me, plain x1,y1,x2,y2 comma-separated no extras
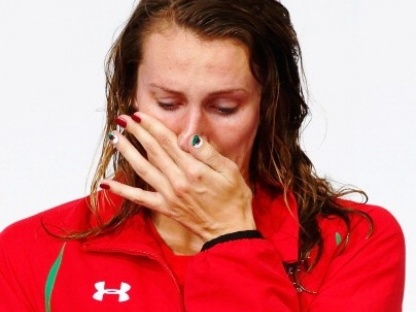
191,135,203,148
100,183,110,190
115,117,127,128
131,113,141,123
107,131,119,144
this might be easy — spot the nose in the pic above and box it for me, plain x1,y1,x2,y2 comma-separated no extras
177,107,206,152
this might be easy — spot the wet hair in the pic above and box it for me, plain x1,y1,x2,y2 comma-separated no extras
85,0,371,269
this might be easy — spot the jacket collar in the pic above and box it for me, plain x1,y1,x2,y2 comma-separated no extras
81,191,163,257
252,185,299,262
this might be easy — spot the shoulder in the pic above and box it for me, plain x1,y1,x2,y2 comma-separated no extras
338,200,403,239
318,200,405,262
0,196,95,307
0,190,126,240
0,196,91,249
353,201,405,253
0,190,124,251
300,201,405,311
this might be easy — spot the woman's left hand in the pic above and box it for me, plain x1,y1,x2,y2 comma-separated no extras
101,112,256,242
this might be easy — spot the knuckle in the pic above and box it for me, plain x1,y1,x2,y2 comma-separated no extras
131,194,144,206
132,163,147,178
140,136,158,157
171,179,190,197
225,160,240,176
231,161,240,172
167,209,180,219
164,192,177,206
144,121,156,135
158,132,175,149
125,188,144,206
186,165,203,182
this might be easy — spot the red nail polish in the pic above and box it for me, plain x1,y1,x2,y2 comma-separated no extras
131,114,141,123
115,117,127,128
100,183,110,190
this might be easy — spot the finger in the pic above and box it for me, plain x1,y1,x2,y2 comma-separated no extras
188,134,238,176
117,115,186,182
132,112,236,178
132,112,196,169
107,130,171,192
100,179,171,215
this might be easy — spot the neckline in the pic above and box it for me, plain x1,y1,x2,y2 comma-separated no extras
145,214,193,289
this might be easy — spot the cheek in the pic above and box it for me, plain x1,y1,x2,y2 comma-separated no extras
216,118,258,163
233,130,256,156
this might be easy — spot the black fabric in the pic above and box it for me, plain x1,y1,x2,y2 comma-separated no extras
201,230,263,251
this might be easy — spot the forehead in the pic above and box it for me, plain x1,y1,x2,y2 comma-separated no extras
142,26,249,65
139,26,256,90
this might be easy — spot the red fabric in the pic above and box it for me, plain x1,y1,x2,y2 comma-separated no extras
0,188,405,311
147,215,192,291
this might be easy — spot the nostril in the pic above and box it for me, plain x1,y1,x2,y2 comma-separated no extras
176,110,205,152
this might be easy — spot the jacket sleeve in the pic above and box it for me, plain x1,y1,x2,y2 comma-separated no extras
304,207,405,312
0,228,35,311
184,238,300,312
183,207,405,312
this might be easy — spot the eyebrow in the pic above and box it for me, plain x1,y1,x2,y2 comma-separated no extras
148,83,249,97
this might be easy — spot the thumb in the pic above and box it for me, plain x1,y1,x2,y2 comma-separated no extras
188,135,236,174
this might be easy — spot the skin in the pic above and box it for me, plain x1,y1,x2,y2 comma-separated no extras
103,27,262,254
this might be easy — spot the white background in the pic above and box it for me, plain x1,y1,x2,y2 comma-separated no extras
0,1,414,310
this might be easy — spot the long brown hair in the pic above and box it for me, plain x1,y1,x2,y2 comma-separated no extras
86,0,371,264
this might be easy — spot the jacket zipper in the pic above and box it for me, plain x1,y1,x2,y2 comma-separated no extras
84,246,185,311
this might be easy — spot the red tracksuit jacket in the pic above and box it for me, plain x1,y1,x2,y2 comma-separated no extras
0,186,405,311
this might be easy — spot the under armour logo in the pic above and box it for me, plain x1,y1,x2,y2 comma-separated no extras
93,281,131,302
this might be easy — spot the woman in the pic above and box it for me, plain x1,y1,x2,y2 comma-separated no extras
0,0,405,311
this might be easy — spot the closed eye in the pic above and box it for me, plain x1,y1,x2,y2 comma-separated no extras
215,106,238,115
157,101,177,111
